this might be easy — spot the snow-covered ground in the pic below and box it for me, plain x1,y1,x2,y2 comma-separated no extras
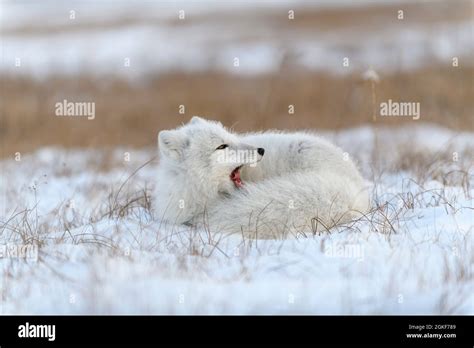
1,124,472,314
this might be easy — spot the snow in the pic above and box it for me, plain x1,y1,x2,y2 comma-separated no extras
0,0,417,31
1,124,472,314
1,1,473,79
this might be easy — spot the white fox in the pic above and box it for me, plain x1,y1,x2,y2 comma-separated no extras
155,117,369,239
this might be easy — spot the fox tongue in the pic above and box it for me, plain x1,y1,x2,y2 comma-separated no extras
230,167,243,188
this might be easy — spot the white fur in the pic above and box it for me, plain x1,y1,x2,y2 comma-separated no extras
155,117,370,239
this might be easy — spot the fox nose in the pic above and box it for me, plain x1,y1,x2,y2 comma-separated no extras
257,148,265,156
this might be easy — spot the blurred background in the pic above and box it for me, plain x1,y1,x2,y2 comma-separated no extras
1,0,473,157
1,1,473,315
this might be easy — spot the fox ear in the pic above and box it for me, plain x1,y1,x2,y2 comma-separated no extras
190,116,223,127
158,130,189,161
190,116,206,125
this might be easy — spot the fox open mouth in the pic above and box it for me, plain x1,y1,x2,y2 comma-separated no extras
230,165,243,188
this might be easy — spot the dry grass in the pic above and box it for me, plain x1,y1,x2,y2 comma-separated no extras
1,65,472,158
279,0,472,30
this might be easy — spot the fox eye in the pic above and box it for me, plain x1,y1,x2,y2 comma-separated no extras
215,144,228,150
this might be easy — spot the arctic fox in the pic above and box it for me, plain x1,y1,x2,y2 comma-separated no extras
155,117,369,239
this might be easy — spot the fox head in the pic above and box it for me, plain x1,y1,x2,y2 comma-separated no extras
158,116,264,194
